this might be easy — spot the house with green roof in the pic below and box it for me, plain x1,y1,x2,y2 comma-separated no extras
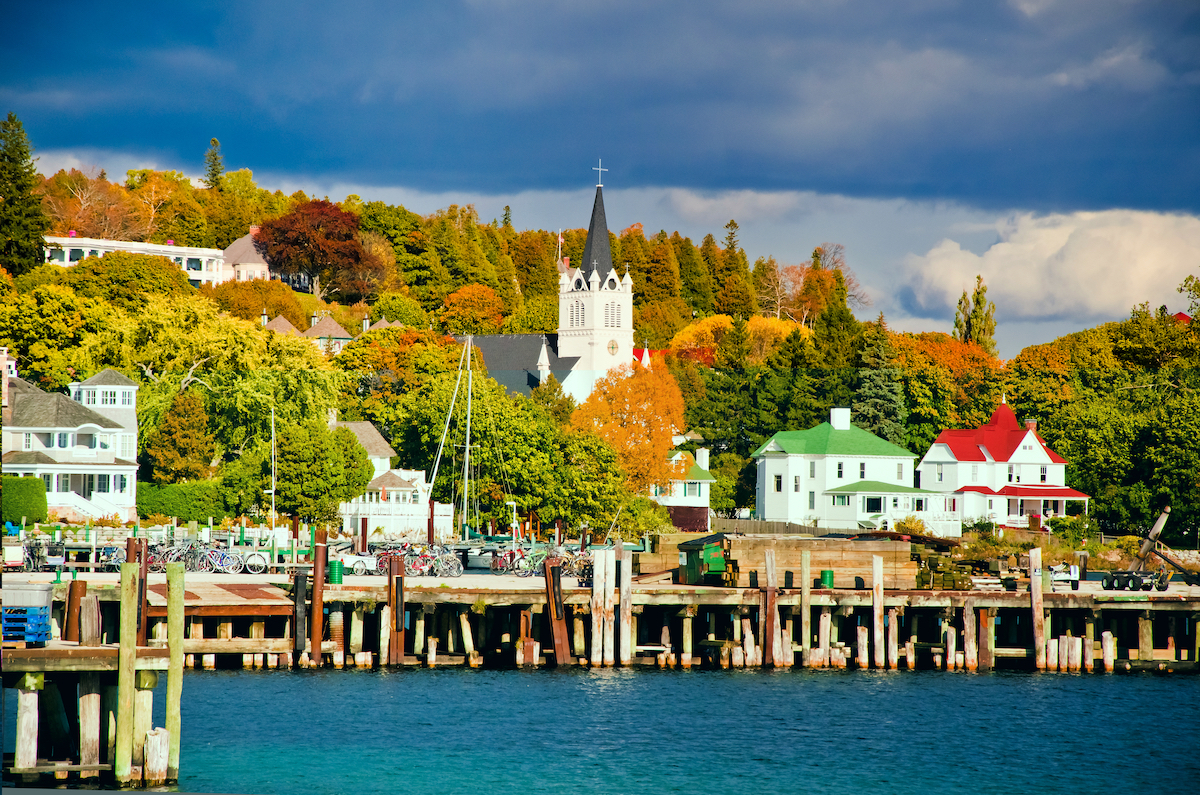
752,408,962,536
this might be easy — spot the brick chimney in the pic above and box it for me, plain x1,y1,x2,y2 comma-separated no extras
1025,419,1037,432
249,225,261,237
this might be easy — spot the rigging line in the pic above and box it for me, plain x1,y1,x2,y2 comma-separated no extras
461,336,474,533
480,381,516,501
428,340,470,501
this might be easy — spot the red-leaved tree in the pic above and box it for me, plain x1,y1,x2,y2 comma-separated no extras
255,200,363,301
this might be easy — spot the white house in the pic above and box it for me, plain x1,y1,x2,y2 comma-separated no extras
44,235,229,287
651,447,716,532
916,399,1090,528
222,227,271,282
753,408,960,536
334,421,453,539
1,352,140,522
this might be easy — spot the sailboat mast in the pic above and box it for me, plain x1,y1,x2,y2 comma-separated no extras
460,335,474,538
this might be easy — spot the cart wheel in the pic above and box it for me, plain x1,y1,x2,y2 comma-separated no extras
1155,579,1169,591
353,561,367,576
1127,575,1141,591
245,554,267,575
1101,574,1114,590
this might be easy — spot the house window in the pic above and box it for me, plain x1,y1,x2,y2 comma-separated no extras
101,390,116,405
793,476,800,492
85,390,96,405
837,462,844,479
809,461,816,478
866,496,883,513
936,463,943,482
99,435,110,450
774,475,782,493
42,474,53,492
914,498,926,512
86,434,96,449
121,435,135,458
685,482,698,497
58,432,70,448
1008,465,1015,483
1040,466,1047,483
971,464,978,482
988,499,993,510
57,474,70,492
896,463,903,480
892,497,899,508
859,463,866,479
122,390,132,406
116,475,127,492
97,475,110,493
23,433,32,450
808,491,815,510
949,498,957,512
833,494,849,506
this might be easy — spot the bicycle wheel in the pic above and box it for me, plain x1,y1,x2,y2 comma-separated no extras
404,554,420,577
376,554,391,575
353,560,367,576
244,553,267,575
198,554,215,573
223,553,244,574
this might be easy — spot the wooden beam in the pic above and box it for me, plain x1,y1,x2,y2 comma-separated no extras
872,555,885,669
115,562,137,785
1030,547,1046,670
166,562,184,782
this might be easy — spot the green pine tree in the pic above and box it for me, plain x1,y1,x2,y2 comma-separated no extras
203,138,224,190
145,390,217,484
716,272,757,318
672,231,713,316
953,274,997,356
853,316,909,445
0,113,51,277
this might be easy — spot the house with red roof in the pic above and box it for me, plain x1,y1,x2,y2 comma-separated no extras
916,398,1090,529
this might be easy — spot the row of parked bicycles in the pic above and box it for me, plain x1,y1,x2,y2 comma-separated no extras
98,541,272,575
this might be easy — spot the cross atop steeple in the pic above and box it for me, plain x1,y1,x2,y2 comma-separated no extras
593,159,607,187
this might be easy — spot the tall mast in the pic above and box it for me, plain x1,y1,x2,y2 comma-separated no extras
460,336,474,538
270,406,276,533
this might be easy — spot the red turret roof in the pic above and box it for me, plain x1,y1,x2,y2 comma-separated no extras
932,401,1067,464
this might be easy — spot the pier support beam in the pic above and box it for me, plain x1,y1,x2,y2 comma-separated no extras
1102,630,1115,672
963,600,978,672
887,608,899,670
800,550,812,666
618,545,633,666
817,607,831,668
872,555,885,669
310,531,327,667
80,672,101,779
1084,611,1096,673
680,606,695,669
978,608,994,672
134,670,157,768
1138,612,1154,662
166,562,184,781
15,673,42,776
116,562,138,785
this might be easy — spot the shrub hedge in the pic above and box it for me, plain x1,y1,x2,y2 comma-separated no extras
136,481,228,522
2,475,49,525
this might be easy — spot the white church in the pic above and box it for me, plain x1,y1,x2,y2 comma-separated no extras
466,180,637,404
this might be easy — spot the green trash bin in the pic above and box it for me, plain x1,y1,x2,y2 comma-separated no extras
820,569,834,588
328,560,344,584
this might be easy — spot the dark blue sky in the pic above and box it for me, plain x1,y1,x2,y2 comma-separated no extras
6,0,1198,211
6,1,1200,355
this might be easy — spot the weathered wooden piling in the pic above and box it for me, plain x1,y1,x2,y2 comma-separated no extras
590,551,605,666
115,562,137,785
166,562,184,781
311,532,327,667
800,550,812,666
15,673,41,776
887,608,899,669
144,727,169,786
602,547,617,666
856,625,869,668
1030,547,1046,670
872,555,885,669
79,594,102,779
618,546,633,665
1102,630,1115,672
963,600,978,671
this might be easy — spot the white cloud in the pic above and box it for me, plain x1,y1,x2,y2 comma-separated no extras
1049,43,1168,91
903,210,1200,323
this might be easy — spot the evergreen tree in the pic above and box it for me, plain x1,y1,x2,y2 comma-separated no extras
953,274,997,356
0,113,50,277
203,138,224,190
853,316,909,445
672,232,713,316
642,230,681,305
530,373,577,427
144,390,217,484
699,234,724,296
720,219,752,287
276,419,370,523
716,316,751,369
716,272,757,318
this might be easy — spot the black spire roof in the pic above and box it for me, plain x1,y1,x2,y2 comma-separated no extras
579,186,613,284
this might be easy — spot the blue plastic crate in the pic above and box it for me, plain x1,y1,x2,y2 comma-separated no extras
3,605,51,642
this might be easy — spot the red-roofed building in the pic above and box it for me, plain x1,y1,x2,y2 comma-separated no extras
916,398,1090,528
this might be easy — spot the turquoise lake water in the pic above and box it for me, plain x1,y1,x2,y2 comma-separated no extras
5,668,1199,794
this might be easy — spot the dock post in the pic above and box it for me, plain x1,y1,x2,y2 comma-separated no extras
872,555,885,669
115,561,138,785
1046,636,1059,670
963,600,977,671
134,671,157,769
329,609,345,668
251,621,266,668
590,550,606,666
887,608,899,670
856,625,869,668
79,593,102,777
379,604,392,664
943,615,956,670
602,547,617,666
350,607,364,663
65,579,87,642
1030,547,1046,670
413,607,427,657
978,608,994,672
681,606,695,668
817,608,831,668
293,571,308,668
166,562,184,781
1138,611,1154,662
618,545,633,666
801,550,812,666
1102,630,1115,672
144,727,169,786
310,531,327,667
387,559,405,664
572,609,586,659
15,673,42,777
543,558,573,666
460,610,482,667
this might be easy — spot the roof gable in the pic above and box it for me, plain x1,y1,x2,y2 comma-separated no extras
263,315,300,335
222,233,269,266
303,317,352,339
932,401,1068,465
11,391,122,430
78,369,137,387
752,423,916,459
333,421,397,458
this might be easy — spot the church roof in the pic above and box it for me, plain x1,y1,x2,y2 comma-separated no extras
457,334,579,397
580,186,614,284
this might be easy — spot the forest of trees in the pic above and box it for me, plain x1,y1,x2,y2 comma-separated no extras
3,114,1200,543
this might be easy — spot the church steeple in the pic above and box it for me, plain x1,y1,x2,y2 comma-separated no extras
580,185,613,284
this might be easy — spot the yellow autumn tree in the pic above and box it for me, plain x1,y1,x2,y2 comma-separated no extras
746,315,809,363
570,359,687,494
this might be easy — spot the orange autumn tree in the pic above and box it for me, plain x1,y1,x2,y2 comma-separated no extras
570,359,687,494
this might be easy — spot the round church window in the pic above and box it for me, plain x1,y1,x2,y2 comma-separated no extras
608,340,619,355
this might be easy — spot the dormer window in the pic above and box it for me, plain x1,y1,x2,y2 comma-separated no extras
122,390,133,406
